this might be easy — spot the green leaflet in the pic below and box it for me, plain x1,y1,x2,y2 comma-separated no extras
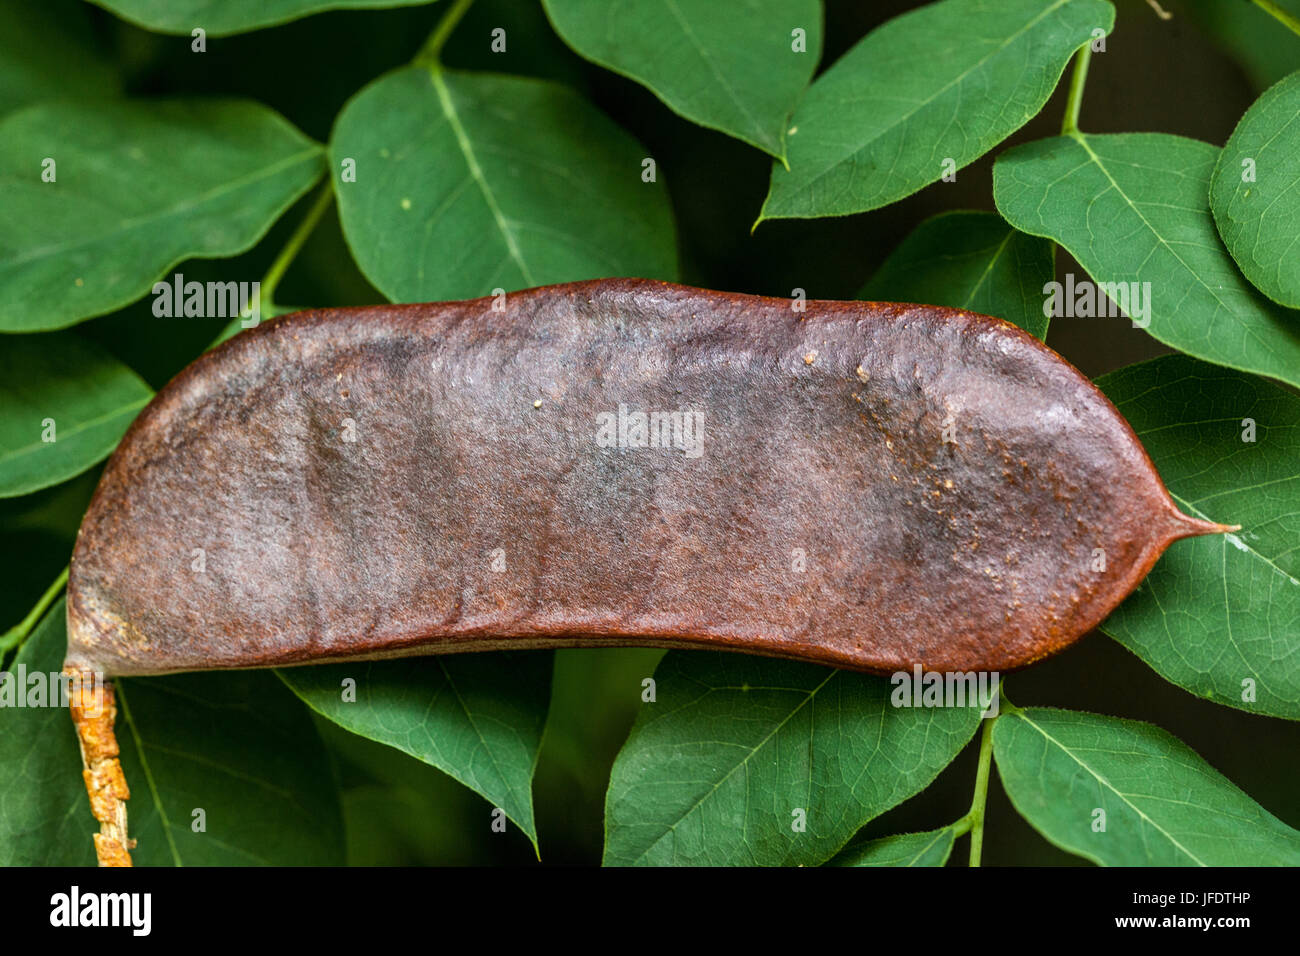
603,652,982,866
1211,70,1300,308
277,653,553,849
542,0,822,159
0,334,152,498
0,600,344,865
91,0,436,36
0,0,119,117
0,100,325,332
994,132,1300,390
859,210,1053,340
827,826,957,867
331,66,677,304
1095,356,1300,721
993,707,1300,866
758,0,1112,222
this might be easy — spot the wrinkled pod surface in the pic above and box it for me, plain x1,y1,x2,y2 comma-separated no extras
64,278,1233,866
67,278,1227,681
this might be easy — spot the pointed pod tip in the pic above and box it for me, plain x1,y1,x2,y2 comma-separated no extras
1167,506,1239,540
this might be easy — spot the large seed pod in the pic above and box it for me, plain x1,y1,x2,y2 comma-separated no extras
65,279,1227,679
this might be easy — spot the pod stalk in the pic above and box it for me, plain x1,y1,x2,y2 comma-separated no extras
66,667,133,867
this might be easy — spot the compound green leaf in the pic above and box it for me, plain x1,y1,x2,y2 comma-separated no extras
1095,356,1300,720
860,210,1052,340
332,66,677,304
0,100,325,332
758,0,1113,221
994,707,1300,866
278,653,553,848
91,0,436,37
0,334,152,498
828,826,957,867
1211,70,1300,308
994,132,1300,389
542,0,821,159
603,652,982,866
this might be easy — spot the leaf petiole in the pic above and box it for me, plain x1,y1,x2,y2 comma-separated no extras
963,715,996,865
258,182,334,315
958,683,1016,866
414,0,477,68
1060,43,1093,137
209,182,334,348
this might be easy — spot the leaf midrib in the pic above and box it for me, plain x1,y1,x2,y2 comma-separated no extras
960,229,1016,313
1064,132,1275,356
426,68,535,287
117,682,184,867
658,0,774,152
626,669,838,864
0,394,150,467
1011,711,1207,866
0,146,323,270
435,658,537,842
1169,489,1300,589
902,827,950,866
775,0,1072,202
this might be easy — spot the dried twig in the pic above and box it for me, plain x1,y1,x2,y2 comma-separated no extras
66,668,134,867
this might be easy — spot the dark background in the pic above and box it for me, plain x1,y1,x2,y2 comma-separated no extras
4,0,1298,865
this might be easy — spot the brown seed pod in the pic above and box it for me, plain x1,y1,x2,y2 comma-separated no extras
67,278,1227,681
65,278,1233,866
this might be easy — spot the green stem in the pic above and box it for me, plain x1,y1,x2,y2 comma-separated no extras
1252,0,1300,37
414,0,477,67
208,183,334,348
1061,43,1093,136
259,183,333,313
0,565,69,660
965,711,997,867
